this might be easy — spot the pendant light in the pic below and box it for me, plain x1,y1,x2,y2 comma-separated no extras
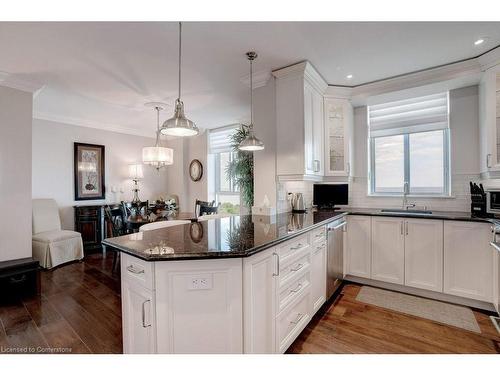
142,102,174,170
238,51,264,151
160,22,199,137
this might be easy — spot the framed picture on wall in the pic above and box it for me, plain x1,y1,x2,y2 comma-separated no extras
74,142,105,201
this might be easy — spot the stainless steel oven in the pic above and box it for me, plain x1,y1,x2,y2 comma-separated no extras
487,190,500,214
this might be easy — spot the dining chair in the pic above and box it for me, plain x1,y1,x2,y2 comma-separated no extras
195,199,219,217
139,220,192,232
32,199,84,269
103,205,127,273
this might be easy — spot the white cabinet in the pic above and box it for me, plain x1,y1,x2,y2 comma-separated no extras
243,247,277,354
371,217,405,285
404,219,443,292
444,221,494,302
121,279,156,354
274,61,327,180
345,215,372,278
324,98,353,177
155,258,243,353
310,235,327,314
479,64,500,175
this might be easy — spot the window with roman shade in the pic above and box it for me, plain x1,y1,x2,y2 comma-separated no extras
368,92,450,196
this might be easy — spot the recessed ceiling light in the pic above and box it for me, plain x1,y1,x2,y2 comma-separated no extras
346,74,353,79
474,37,488,46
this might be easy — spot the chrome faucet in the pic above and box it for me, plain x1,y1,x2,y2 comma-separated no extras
402,182,416,210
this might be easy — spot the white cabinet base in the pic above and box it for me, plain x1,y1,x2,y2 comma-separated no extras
345,275,496,312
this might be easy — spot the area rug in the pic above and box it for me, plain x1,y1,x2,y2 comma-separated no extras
355,286,481,333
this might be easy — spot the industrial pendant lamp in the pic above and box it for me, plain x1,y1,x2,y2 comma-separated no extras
160,22,199,137
142,102,174,170
238,51,264,151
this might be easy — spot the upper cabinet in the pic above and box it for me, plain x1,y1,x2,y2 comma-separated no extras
479,64,500,177
273,62,327,181
323,97,353,177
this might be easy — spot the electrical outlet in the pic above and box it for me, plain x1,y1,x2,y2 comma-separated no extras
188,275,213,290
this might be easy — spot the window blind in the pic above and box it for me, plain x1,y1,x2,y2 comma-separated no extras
368,92,449,137
208,125,239,154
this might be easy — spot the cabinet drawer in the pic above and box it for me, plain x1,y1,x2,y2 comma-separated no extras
121,253,155,290
277,271,310,313
278,249,310,287
310,226,326,244
276,289,311,353
278,235,309,261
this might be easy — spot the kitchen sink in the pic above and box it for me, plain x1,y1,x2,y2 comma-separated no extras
380,208,433,215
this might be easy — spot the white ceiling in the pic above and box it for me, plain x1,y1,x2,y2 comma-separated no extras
0,22,499,135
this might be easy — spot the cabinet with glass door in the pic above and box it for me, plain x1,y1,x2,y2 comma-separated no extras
323,98,353,177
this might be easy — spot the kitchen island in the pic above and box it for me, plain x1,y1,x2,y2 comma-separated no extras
103,211,344,354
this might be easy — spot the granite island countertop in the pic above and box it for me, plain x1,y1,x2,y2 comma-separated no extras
103,207,500,262
102,210,347,261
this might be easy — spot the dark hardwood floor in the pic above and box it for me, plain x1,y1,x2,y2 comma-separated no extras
1,254,499,354
0,253,122,354
287,284,500,354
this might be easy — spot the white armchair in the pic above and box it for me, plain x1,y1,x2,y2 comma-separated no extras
32,199,84,269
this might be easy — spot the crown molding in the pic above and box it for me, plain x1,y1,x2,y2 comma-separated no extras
272,61,328,94
324,86,353,99
33,111,157,139
350,59,482,102
0,71,45,94
240,69,272,89
478,46,500,70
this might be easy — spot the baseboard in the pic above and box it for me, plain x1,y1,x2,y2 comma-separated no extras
345,275,497,312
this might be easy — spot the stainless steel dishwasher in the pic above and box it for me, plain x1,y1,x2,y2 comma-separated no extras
326,217,346,299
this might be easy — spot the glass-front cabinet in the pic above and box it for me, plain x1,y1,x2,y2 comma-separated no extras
479,65,500,176
323,98,353,177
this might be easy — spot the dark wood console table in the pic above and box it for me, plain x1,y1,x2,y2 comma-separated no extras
74,203,122,254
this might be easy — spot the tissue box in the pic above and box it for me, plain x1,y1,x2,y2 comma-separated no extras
252,206,276,216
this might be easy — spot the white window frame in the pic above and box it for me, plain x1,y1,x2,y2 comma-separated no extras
214,151,240,206
368,91,452,197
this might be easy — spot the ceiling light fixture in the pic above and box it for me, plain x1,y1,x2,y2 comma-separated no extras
143,102,174,171
160,22,199,137
346,74,353,79
238,51,265,152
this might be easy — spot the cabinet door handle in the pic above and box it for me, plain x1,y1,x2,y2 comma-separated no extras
290,283,303,293
487,154,492,168
291,263,304,272
127,265,145,274
272,253,280,277
405,221,409,236
290,243,304,250
290,313,304,325
400,221,403,235
142,300,151,328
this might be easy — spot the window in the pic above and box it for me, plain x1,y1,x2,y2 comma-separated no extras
368,92,450,196
208,125,240,214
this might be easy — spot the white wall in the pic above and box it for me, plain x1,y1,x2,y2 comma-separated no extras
0,86,32,262
164,131,208,212
32,119,169,230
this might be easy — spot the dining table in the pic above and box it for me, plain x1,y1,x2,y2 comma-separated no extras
126,211,195,232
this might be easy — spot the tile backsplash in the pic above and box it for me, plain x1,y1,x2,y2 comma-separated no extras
277,173,478,213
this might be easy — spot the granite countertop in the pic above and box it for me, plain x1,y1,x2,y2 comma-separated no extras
103,207,500,262
102,211,347,261
347,207,500,224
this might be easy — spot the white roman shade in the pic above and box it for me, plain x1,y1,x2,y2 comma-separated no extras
368,92,449,137
208,125,239,154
